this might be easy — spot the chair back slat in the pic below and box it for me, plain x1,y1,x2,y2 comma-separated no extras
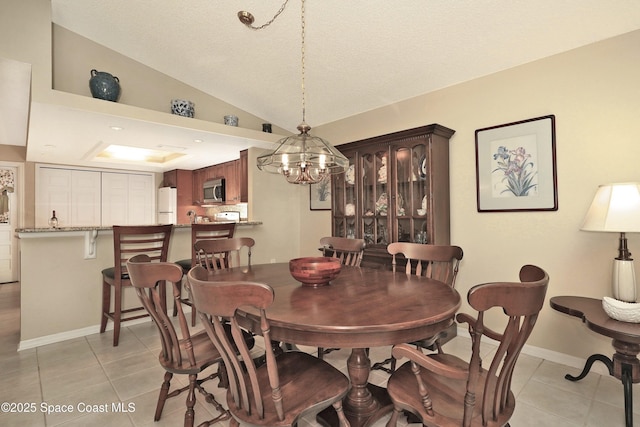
189,223,236,267
387,242,463,287
460,264,549,426
113,225,173,278
126,256,193,367
320,236,366,267
194,237,254,270
187,266,277,421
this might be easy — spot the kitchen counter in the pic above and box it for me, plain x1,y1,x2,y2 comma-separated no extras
15,221,262,235
16,220,266,350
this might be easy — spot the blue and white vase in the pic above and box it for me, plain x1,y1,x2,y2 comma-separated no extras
171,99,195,118
224,115,239,126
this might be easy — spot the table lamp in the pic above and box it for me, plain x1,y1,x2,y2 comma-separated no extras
581,183,640,302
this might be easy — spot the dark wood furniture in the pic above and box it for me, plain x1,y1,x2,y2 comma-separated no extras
317,236,366,359
205,262,461,427
191,149,248,205
175,222,236,325
372,243,464,373
162,169,195,224
320,236,366,267
331,124,455,269
386,265,549,427
550,296,640,427
126,256,229,427
194,237,254,270
100,224,173,346
176,223,237,272
187,266,351,427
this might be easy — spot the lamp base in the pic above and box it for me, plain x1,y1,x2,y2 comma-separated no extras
613,259,637,302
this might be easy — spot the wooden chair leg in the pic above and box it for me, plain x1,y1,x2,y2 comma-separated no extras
332,400,350,427
174,280,180,317
155,371,173,421
184,374,197,427
386,406,402,427
100,281,110,333
113,284,122,346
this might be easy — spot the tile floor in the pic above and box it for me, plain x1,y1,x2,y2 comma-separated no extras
1,281,638,426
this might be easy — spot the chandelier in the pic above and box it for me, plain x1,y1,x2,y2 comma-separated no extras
239,0,348,184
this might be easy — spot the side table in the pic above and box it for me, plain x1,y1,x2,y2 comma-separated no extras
550,296,640,427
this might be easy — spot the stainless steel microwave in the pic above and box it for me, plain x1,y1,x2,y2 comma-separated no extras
203,178,225,203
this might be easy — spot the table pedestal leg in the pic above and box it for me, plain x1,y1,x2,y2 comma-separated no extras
564,340,640,427
564,353,613,381
318,348,392,427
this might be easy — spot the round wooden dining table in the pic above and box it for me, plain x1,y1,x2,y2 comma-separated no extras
208,262,461,427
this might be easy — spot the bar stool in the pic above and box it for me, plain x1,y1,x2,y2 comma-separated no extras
100,224,173,346
175,222,236,325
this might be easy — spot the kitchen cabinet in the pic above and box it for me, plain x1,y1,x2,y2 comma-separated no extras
239,149,248,203
192,164,221,204
36,166,154,227
191,150,248,204
101,172,154,226
36,168,101,227
163,169,195,224
331,124,455,269
222,160,239,203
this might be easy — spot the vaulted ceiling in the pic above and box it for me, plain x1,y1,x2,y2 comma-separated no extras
20,1,640,171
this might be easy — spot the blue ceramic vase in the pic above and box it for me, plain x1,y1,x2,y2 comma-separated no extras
89,69,120,102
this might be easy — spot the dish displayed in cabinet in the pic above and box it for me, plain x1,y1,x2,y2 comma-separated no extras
330,124,455,269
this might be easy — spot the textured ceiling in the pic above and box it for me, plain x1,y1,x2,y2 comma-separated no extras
51,0,640,131
26,0,640,171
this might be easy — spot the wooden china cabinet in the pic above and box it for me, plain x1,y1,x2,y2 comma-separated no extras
331,124,455,269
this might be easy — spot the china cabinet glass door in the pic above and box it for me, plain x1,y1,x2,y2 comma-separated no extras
332,156,357,238
393,143,429,244
331,124,454,269
361,151,390,245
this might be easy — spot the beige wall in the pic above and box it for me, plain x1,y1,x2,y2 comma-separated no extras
0,0,51,100
307,30,640,360
52,24,288,135
4,1,640,362
18,224,273,345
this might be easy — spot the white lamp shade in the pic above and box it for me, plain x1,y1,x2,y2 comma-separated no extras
581,183,640,232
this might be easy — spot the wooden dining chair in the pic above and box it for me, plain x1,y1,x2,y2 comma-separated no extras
100,224,173,346
175,222,236,325
194,236,254,271
385,264,549,427
126,255,229,427
317,236,366,359
192,236,257,352
372,242,463,372
320,236,366,267
187,266,351,427
175,222,236,272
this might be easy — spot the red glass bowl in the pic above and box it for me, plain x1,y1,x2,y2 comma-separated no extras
289,257,342,287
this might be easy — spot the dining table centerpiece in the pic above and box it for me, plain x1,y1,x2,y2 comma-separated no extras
289,257,342,287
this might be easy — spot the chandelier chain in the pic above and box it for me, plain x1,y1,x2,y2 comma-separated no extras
245,0,290,30
300,0,306,124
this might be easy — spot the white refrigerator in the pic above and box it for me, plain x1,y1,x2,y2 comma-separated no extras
157,187,177,224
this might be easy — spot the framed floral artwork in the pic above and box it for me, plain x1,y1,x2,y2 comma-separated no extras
475,115,557,212
310,178,332,210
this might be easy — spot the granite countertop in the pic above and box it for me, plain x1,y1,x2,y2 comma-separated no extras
16,221,262,234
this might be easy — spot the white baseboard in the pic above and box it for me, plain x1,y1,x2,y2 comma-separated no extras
17,318,610,377
18,316,153,351
456,326,611,377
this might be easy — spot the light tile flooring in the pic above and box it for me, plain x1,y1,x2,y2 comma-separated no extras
1,281,639,426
